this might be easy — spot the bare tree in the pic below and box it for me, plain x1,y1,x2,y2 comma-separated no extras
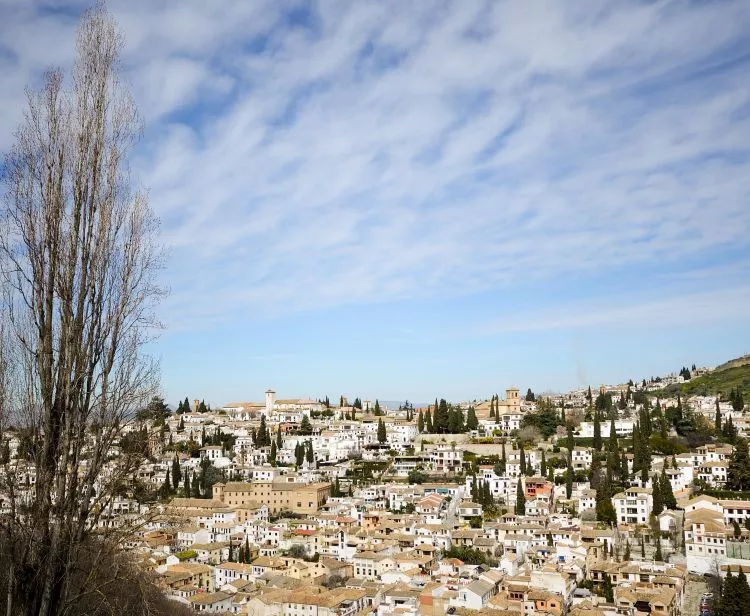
0,4,164,615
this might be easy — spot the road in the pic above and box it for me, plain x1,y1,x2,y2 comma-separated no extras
683,575,708,616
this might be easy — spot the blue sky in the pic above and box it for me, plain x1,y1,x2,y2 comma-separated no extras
2,0,749,406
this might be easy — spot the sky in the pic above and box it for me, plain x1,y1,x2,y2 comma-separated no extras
1,0,749,407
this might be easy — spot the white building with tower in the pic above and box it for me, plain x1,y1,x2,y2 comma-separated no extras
265,389,275,416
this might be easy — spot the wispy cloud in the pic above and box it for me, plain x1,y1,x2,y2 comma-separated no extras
477,285,750,336
2,0,749,329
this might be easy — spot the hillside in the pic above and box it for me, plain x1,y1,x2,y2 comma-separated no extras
660,356,750,399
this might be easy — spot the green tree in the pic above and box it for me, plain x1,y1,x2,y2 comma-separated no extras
731,389,745,413
716,398,723,434
540,450,547,476
652,474,664,516
565,460,573,499
183,471,191,497
295,442,305,467
661,467,677,510
466,407,478,431
603,573,614,603
566,424,575,458
257,414,271,446
418,411,425,433
425,409,433,433
596,478,616,525
374,399,381,416
300,414,313,435
525,388,535,402
191,471,201,498
377,418,387,444
516,479,526,515
276,426,283,450
434,399,450,433
593,410,602,452
172,456,182,492
269,441,277,465
521,397,563,438
482,481,493,509
137,395,171,424
727,437,750,490
305,440,315,466
619,392,627,411
654,538,663,562
448,407,464,433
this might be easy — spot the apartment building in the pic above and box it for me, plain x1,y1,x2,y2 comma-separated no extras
612,487,653,525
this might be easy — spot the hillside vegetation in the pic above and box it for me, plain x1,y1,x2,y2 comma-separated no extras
661,356,750,399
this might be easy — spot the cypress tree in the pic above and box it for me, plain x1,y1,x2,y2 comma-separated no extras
269,440,277,465
191,471,200,498
596,474,616,525
162,469,171,499
727,437,750,491
377,418,387,444
418,411,425,433
654,538,663,562
621,452,629,483
566,424,575,458
624,542,631,561
333,477,341,498
608,417,618,456
641,536,646,557
590,455,601,490
593,410,602,452
448,407,464,433
661,467,677,510
603,573,614,602
172,456,181,491
425,409,433,433
471,476,478,501
715,398,723,434
276,426,283,449
258,414,270,446
483,480,492,507
540,450,547,476
566,459,573,499
436,399,450,433
501,441,507,474
516,479,526,515
466,407,478,431
737,568,750,606
652,474,664,516
305,440,314,465
184,471,190,497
